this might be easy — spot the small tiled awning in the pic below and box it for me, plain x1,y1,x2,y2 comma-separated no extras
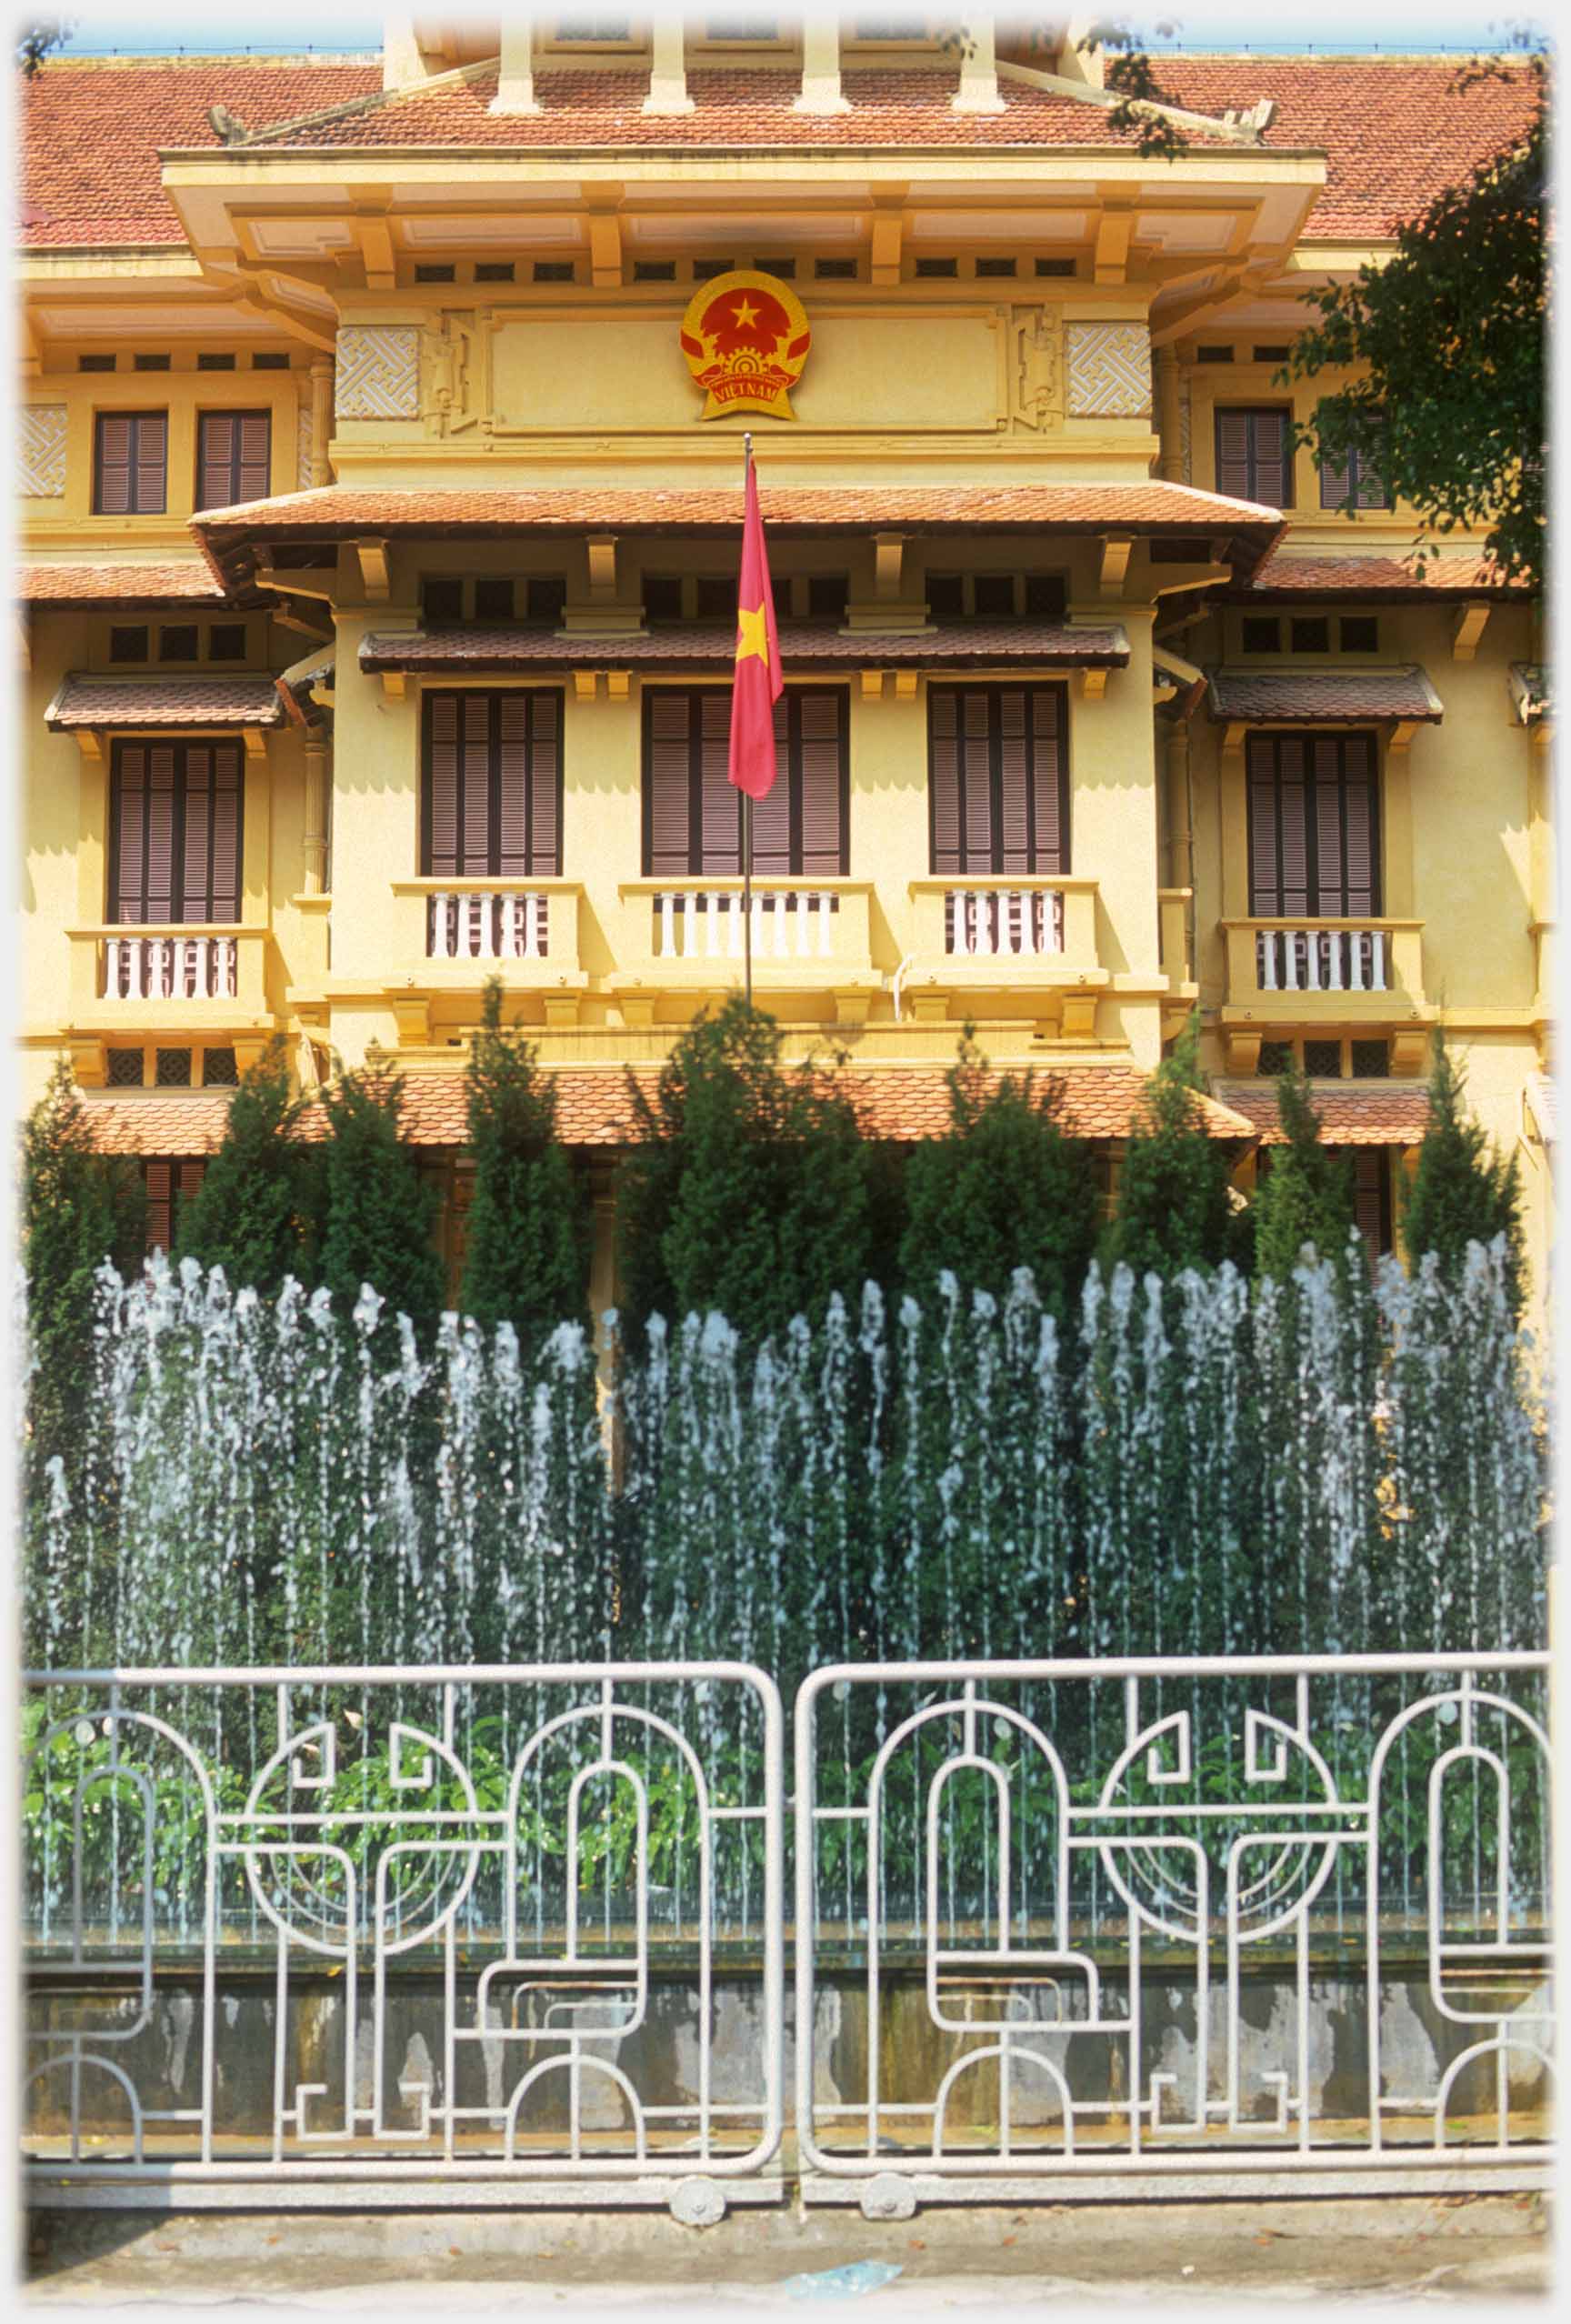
1509,663,1548,725
80,1092,236,1155
1236,549,1526,600
45,675,285,730
1220,1083,1432,1146
1206,667,1444,724
20,560,229,609
360,620,1131,676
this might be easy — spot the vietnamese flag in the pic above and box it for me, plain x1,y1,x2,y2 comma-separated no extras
728,457,783,800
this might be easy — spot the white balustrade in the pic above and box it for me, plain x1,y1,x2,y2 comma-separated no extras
103,935,238,1001
427,890,550,963
1256,925,1389,995
945,887,1065,959
653,888,838,962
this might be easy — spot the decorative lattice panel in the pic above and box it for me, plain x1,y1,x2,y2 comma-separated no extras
1066,323,1152,418
20,405,67,497
296,397,314,488
335,326,421,419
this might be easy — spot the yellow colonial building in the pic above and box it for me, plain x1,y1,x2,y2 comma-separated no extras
17,15,1551,1305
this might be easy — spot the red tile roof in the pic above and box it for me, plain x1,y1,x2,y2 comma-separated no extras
20,54,1535,252
1158,56,1539,242
45,674,285,728
1206,666,1443,723
1220,1081,1432,1146
1243,549,1523,597
81,1063,1256,1155
358,618,1131,673
19,561,228,608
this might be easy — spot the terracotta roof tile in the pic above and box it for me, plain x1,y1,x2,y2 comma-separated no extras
45,674,285,728
20,561,229,608
359,618,1131,673
81,1064,1254,1156
1206,666,1443,723
1243,549,1523,597
1220,1081,1432,1147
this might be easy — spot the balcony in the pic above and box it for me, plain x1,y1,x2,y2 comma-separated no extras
611,879,877,1014
1218,916,1432,1069
903,877,1107,1033
67,924,270,1027
387,880,587,989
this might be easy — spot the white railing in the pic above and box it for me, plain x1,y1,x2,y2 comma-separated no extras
946,887,1065,959
103,936,237,1002
654,888,838,963
428,890,550,962
1256,926,1389,993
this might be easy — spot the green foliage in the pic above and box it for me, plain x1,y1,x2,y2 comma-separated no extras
174,1037,318,1297
1102,1016,1241,1277
317,1060,444,1340
459,980,591,1349
1251,1058,1358,1282
1081,17,1191,160
20,1061,145,1463
16,19,72,75
1282,45,1546,588
615,995,873,1343
899,1032,1100,1320
1403,1033,1526,1313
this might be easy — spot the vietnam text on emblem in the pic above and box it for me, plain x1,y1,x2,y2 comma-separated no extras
679,269,811,421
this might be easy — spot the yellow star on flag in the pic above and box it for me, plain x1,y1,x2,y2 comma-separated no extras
735,601,770,665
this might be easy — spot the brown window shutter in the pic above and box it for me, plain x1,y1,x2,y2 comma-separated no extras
1276,736,1308,917
182,745,213,917
235,412,271,501
1342,734,1376,915
930,688,961,874
145,746,177,920
1031,687,1066,873
646,690,695,877
209,746,242,921
531,691,562,875
1311,736,1345,917
426,696,461,877
960,692,993,870
197,414,234,511
497,696,530,877
95,415,135,516
1351,1147,1387,1259
1215,410,1254,499
1251,410,1289,506
461,695,491,874
750,696,793,877
145,1161,173,1253
113,745,148,920
1356,427,1390,510
997,690,1030,874
176,1159,206,1208
699,691,739,874
1319,446,1352,511
797,690,845,877
135,412,167,514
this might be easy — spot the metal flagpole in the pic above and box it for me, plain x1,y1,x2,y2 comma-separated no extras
742,430,754,1012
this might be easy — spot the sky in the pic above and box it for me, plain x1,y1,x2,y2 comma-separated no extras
25,1,1549,58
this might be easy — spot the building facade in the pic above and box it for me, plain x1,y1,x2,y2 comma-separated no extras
17,15,1551,1310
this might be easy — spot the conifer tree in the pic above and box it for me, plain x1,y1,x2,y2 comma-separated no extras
615,994,871,1343
175,1036,316,1296
1403,1033,1526,1313
1251,1058,1359,1282
460,979,590,1345
317,1061,444,1339
900,1032,1100,1319
20,1060,145,1460
1103,1015,1241,1278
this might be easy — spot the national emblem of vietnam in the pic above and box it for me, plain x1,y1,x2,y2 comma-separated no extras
679,268,812,420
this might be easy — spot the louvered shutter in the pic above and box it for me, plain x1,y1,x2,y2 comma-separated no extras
197,415,235,512
426,696,461,877
177,1159,206,1209
235,412,271,501
1254,411,1288,506
497,697,530,876
1216,410,1254,499
114,746,148,920
1312,736,1346,916
930,690,961,874
183,746,213,917
960,693,993,871
1355,427,1389,510
647,691,695,877
145,746,177,920
1247,734,1309,917
135,412,167,514
750,697,793,877
530,693,562,875
699,691,739,875
1276,736,1308,916
145,1162,173,1255
1319,446,1353,511
797,691,845,876
1031,688,1066,873
208,746,241,920
461,696,491,874
996,691,1030,874
1351,1148,1386,1260
95,416,135,516
1340,735,1376,915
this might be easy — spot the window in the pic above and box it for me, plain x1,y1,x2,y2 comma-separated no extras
644,687,847,877
755,257,796,280
414,263,456,283
928,686,1069,877
109,742,244,923
976,255,1017,278
196,411,271,511
134,353,171,372
534,260,575,284
159,625,200,663
806,573,849,622
695,575,735,620
1035,257,1075,277
109,625,150,663
94,412,168,515
475,261,515,283
474,577,515,621
1024,574,1068,620
1341,616,1379,654
203,1046,239,1087
525,576,566,625
1347,1148,1393,1258
645,576,684,623
691,257,732,282
815,257,857,280
1304,1038,1342,1077
144,1158,205,1255
79,353,115,372
422,576,465,624
1320,422,1391,511
1290,616,1330,654
106,1047,145,1087
196,352,236,371
208,623,247,661
1246,732,1379,918
972,574,1016,619
253,351,291,370
1351,1038,1389,1079
1215,407,1291,506
914,256,958,279
1258,1041,1294,1078
1253,343,1291,364
156,1047,193,1087
421,692,563,877
1242,617,1281,654
633,260,677,283
926,575,965,621
1196,345,1234,363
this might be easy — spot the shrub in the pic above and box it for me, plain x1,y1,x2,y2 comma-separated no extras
1102,1015,1242,1277
1252,1057,1358,1282
460,979,591,1348
1403,1032,1526,1313
317,1061,444,1340
175,1036,318,1296
899,1033,1100,1320
615,995,872,1343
